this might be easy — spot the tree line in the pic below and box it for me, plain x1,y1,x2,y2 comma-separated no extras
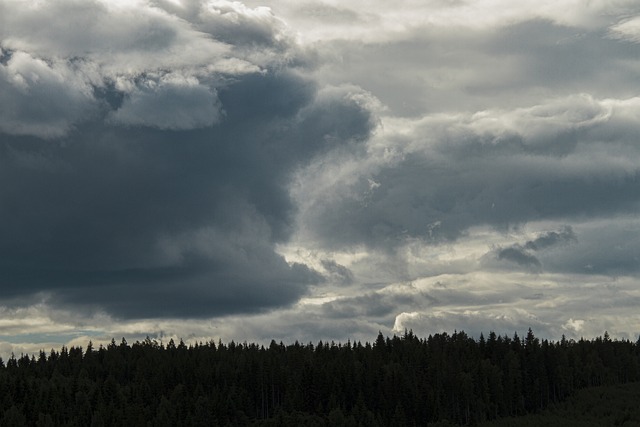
0,329,638,426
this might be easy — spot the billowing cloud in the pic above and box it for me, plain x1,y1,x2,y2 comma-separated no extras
294,94,640,250
0,0,376,320
0,0,231,71
0,51,98,138
108,73,223,130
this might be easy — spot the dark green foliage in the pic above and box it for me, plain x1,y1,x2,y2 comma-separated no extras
479,381,640,427
0,330,638,426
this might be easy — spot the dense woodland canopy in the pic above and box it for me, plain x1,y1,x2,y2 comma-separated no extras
0,329,639,426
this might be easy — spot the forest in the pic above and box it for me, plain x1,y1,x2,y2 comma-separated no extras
0,329,638,426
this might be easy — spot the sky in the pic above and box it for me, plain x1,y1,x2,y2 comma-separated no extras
1,0,640,357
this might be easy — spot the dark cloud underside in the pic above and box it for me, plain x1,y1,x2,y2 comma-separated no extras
0,0,376,318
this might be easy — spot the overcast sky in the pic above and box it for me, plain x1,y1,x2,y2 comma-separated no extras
1,0,640,357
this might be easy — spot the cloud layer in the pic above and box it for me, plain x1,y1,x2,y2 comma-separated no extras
2,0,640,356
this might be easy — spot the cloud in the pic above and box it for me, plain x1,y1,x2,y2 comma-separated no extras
375,270,640,340
392,309,549,338
0,51,98,138
320,259,354,285
293,95,640,250
108,73,223,130
563,318,584,333
0,0,376,319
3,0,640,355
0,0,231,72
261,0,640,45
523,226,576,250
539,218,640,276
181,0,291,50
609,16,640,43
482,226,576,272
473,218,640,277
496,247,542,270
302,15,640,117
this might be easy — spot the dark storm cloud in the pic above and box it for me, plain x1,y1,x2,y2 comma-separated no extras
0,1,376,318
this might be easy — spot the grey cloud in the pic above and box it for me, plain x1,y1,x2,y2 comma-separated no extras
478,19,640,97
218,310,384,346
4,0,640,349
293,4,362,24
318,279,522,326
192,2,289,50
0,2,377,318
291,264,640,343
311,17,640,117
0,70,375,318
108,74,223,130
609,16,640,44
0,0,229,70
538,220,640,276
46,255,323,319
298,95,640,252
496,246,542,270
320,260,354,285
477,220,640,277
150,0,307,70
0,0,252,139
524,226,576,251
322,293,397,319
319,289,433,321
0,52,98,138
485,226,576,272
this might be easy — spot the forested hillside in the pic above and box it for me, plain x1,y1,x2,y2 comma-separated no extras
0,330,638,426
479,381,640,427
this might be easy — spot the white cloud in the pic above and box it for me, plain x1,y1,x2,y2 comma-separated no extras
563,318,584,333
609,16,640,43
0,0,230,73
0,51,97,137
